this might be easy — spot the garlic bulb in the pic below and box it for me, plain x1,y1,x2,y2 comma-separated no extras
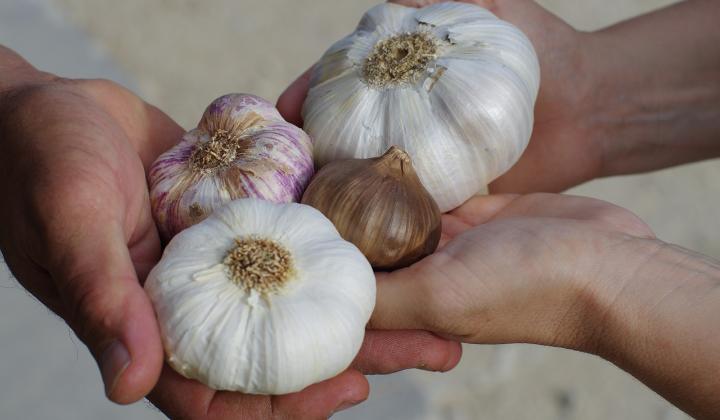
302,2,540,211
145,198,375,394
302,146,441,270
150,93,314,241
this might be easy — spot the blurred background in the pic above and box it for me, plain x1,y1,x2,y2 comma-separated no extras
1,0,715,419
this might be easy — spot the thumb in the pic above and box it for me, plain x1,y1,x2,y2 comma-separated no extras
47,222,163,404
369,262,449,333
276,65,313,127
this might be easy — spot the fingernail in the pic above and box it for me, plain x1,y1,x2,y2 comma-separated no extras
100,340,130,400
440,344,462,372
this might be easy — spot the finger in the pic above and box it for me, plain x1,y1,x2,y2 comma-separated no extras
369,264,449,333
139,101,186,167
389,0,496,9
272,370,369,419
46,219,163,404
147,365,218,419
73,78,186,169
439,214,471,246
352,330,461,373
448,194,519,226
148,365,369,420
483,193,655,238
276,66,314,127
476,0,557,37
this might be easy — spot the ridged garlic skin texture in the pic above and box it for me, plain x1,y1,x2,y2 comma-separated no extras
302,3,540,211
144,199,376,394
149,94,314,241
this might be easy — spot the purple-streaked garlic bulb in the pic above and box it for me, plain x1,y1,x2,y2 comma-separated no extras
149,93,314,241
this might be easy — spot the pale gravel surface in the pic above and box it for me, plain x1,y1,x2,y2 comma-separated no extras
1,0,716,419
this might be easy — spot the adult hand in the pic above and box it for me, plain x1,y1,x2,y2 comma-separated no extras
281,0,720,195
278,0,599,194
0,49,460,419
0,76,180,405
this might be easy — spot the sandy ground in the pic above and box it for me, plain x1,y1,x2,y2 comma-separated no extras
1,0,716,419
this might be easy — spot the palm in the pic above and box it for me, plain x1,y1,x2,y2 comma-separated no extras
413,193,654,344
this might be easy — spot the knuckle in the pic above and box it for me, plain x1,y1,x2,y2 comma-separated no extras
69,77,121,94
592,205,655,239
618,214,655,239
67,282,115,343
0,83,58,127
71,78,135,106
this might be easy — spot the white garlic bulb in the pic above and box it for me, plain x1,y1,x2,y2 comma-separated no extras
302,2,540,211
144,199,376,394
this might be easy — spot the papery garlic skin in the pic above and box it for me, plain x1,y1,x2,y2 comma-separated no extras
150,94,314,241
302,146,441,270
302,3,540,212
144,199,375,395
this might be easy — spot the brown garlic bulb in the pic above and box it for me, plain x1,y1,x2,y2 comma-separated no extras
301,146,441,270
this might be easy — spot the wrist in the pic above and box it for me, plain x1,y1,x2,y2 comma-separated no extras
580,11,720,178
570,236,720,417
569,236,661,356
493,224,655,352
573,236,720,359
576,29,652,181
545,233,664,355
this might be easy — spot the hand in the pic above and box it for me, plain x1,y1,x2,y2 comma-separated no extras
0,77,181,404
369,193,655,350
370,194,720,419
149,329,461,419
0,73,460,418
278,0,600,194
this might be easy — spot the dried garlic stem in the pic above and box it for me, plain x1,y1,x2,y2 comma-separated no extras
363,32,438,88
224,237,295,295
189,129,245,174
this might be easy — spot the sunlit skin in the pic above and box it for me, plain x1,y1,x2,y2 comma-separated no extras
370,193,720,419
277,0,720,418
2,0,720,418
0,48,460,419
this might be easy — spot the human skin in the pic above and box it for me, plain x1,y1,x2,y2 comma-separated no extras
275,0,720,418
369,193,720,419
278,0,720,193
0,46,461,419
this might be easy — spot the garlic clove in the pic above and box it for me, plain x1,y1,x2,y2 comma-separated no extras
145,198,375,394
302,146,441,270
383,83,468,213
149,93,314,241
356,2,413,36
305,73,386,161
